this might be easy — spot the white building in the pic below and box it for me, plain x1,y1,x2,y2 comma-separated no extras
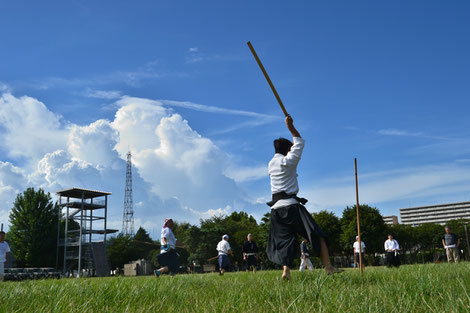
383,215,398,225
400,202,470,226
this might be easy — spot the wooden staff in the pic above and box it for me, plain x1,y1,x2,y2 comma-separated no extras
207,256,219,262
1,223,3,232
355,158,364,275
247,41,288,117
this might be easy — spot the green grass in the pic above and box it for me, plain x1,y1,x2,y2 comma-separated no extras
1,263,470,313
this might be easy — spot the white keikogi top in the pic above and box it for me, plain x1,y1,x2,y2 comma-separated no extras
0,241,10,263
161,227,177,253
353,241,366,253
268,137,305,209
384,239,399,251
217,240,231,255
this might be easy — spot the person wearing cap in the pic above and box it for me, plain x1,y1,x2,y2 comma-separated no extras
299,239,314,272
384,234,400,268
266,115,342,280
155,218,186,277
216,234,233,275
242,233,259,273
353,236,366,268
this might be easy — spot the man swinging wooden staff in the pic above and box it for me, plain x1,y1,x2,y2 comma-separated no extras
247,41,343,280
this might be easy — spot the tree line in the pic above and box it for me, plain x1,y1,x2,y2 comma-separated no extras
109,205,470,269
4,188,470,269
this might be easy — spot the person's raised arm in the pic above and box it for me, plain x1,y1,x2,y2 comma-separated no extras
285,115,300,138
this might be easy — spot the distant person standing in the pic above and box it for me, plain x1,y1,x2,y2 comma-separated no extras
299,239,314,272
242,233,259,273
155,218,186,277
217,234,233,275
0,231,10,282
384,234,400,268
353,236,366,268
442,226,460,263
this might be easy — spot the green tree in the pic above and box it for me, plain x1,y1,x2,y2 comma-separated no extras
414,223,443,252
169,222,193,267
107,234,135,269
386,224,416,252
134,227,152,243
413,223,443,263
132,227,158,263
8,187,60,267
340,204,387,261
107,227,159,269
312,210,341,255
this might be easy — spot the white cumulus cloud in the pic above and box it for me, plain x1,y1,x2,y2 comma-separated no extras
0,92,266,230
0,93,67,164
68,120,121,169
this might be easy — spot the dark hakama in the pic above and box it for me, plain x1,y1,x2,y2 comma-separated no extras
243,240,258,269
218,254,230,270
246,255,257,269
157,249,180,273
266,203,327,267
355,252,365,265
386,251,400,268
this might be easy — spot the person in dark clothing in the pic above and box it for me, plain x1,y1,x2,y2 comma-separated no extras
266,115,342,280
242,233,259,273
299,239,314,272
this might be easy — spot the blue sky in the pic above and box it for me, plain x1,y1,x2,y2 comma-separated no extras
1,1,470,236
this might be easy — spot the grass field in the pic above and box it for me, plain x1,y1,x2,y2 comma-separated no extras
1,263,470,313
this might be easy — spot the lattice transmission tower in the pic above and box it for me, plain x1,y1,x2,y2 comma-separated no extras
122,151,135,237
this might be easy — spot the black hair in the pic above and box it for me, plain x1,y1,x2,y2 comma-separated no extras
273,138,293,156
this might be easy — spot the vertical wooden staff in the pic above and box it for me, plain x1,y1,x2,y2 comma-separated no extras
355,158,364,275
1,223,3,232
247,41,289,117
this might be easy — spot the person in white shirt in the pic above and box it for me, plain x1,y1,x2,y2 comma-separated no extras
384,234,400,268
216,234,233,275
0,231,10,282
155,218,186,277
266,115,342,280
353,236,366,268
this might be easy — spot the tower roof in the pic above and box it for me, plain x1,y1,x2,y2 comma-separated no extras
56,187,112,199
